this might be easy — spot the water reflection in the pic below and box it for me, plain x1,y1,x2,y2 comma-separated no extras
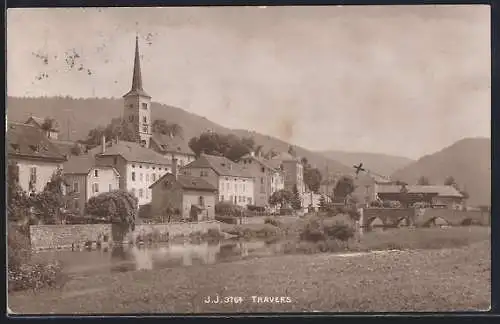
36,239,284,276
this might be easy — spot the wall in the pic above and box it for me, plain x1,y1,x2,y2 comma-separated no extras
125,161,171,205
86,167,120,200
150,176,183,218
183,167,219,190
415,208,490,226
95,155,128,192
29,221,222,250
362,208,415,227
64,174,87,215
14,159,62,193
183,190,216,220
30,224,112,250
218,176,254,207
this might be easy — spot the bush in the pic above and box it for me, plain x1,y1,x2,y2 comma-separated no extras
215,202,243,216
247,205,266,212
279,207,294,215
264,217,282,227
300,217,356,242
323,222,355,242
300,217,326,242
215,215,238,224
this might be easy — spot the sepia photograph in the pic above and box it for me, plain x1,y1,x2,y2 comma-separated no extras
6,5,491,314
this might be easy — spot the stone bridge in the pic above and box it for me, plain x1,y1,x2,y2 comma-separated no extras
362,208,490,228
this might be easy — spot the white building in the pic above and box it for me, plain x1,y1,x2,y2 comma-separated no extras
182,154,255,207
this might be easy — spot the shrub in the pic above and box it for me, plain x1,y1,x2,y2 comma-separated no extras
264,217,282,227
215,202,243,216
247,205,266,212
370,200,383,208
215,215,238,224
8,224,31,270
323,222,355,242
300,217,326,242
279,207,294,216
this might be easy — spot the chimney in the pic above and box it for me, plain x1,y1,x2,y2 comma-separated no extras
172,158,178,180
169,131,173,139
101,135,106,154
250,151,255,157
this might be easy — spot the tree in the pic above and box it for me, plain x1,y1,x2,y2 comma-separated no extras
188,131,255,162
444,176,456,186
268,189,293,209
82,118,139,148
70,143,84,156
85,190,138,231
291,185,302,210
7,161,31,225
304,167,322,193
152,119,184,138
399,183,410,208
301,157,309,166
31,168,67,224
417,176,431,186
288,145,297,157
41,117,59,131
333,176,356,201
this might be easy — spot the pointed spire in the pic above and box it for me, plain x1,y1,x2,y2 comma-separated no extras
123,35,150,98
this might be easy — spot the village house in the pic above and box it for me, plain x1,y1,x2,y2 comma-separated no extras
375,184,465,209
7,122,67,193
25,115,60,140
238,151,285,207
268,152,306,195
62,154,120,215
90,137,172,206
149,160,218,221
150,132,196,167
182,153,255,207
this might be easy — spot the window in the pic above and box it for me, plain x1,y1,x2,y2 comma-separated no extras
243,184,246,192
143,116,147,123
131,188,136,196
142,103,148,110
142,126,148,133
234,184,238,192
152,174,156,182
139,189,143,198
199,196,205,207
74,200,79,210
94,170,99,177
29,167,37,189
226,183,230,191
261,177,264,184
73,182,79,193
113,157,118,165
92,183,99,193
129,104,134,109
248,198,252,205
140,173,144,182
129,115,134,122
131,172,136,181
261,167,265,173
146,189,149,199
146,174,149,182
109,184,112,191
220,195,224,202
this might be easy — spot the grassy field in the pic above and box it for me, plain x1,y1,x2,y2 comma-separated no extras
9,240,490,314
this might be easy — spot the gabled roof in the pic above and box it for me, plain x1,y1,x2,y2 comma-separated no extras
376,184,463,198
25,116,59,131
7,123,66,162
239,153,282,172
63,154,120,176
271,151,300,162
90,140,170,166
183,154,253,178
51,139,79,156
149,173,217,191
151,133,195,156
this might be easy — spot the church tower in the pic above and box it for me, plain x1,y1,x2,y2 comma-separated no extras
123,36,152,147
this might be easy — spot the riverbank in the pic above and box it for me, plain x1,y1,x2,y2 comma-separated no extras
9,240,490,314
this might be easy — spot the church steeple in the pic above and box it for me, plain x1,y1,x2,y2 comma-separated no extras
122,35,152,148
123,35,151,98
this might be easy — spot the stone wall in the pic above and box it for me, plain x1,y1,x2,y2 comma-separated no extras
30,224,112,251
29,221,222,250
415,208,490,226
362,208,414,227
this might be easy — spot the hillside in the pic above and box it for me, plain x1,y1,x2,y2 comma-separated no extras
318,150,414,177
391,137,491,206
6,96,353,176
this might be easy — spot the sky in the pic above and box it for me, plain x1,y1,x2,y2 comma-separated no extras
7,6,491,159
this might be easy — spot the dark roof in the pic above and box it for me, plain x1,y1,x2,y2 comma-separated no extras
89,140,170,166
123,36,151,99
183,154,253,178
377,184,463,198
149,173,217,191
51,139,78,156
240,153,281,171
63,154,119,176
7,123,66,162
25,116,59,131
151,133,195,156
